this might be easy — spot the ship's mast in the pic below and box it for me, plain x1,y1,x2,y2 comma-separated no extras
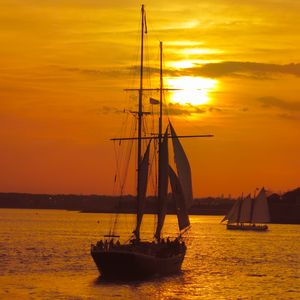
136,4,145,238
157,41,163,218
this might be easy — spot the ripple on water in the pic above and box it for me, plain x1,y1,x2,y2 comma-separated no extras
0,210,299,300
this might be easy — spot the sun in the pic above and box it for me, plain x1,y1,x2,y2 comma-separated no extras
166,76,217,106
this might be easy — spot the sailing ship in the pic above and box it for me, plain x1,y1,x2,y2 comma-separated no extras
221,188,270,231
90,5,212,280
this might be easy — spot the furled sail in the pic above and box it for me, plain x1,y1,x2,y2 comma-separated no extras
134,140,151,239
154,128,169,239
251,188,270,224
169,122,193,209
239,194,252,223
169,165,190,231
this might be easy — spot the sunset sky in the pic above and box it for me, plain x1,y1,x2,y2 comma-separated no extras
1,0,299,197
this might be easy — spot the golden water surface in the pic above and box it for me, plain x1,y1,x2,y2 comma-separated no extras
0,209,299,299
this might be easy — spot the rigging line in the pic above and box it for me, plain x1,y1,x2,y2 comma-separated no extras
120,121,135,195
113,140,123,193
148,139,158,196
126,7,145,94
121,115,136,190
143,12,162,52
150,102,158,196
111,118,136,235
118,109,129,146
150,138,159,235
112,141,119,195
119,107,130,139
111,141,123,233
153,137,158,195
131,8,144,88
144,29,151,90
124,9,141,100
112,110,130,193
115,135,125,194
142,113,151,146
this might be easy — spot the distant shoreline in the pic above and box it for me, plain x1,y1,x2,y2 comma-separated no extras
0,189,299,224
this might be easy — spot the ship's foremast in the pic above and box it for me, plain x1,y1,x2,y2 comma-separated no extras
136,4,146,240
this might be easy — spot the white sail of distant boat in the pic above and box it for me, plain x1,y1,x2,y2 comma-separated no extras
239,194,252,223
251,188,270,224
223,188,270,231
221,197,241,224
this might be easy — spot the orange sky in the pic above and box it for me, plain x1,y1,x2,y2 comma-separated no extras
0,0,299,197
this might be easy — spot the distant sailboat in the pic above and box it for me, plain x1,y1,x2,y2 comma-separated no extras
90,5,213,280
222,188,270,231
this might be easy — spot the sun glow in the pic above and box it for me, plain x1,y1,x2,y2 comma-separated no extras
181,48,224,55
166,76,218,106
167,59,223,69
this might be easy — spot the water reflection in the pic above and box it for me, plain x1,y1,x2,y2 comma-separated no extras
0,210,299,299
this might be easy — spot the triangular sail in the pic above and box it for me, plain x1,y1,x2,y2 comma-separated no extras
169,122,193,209
239,194,252,223
251,188,270,224
169,165,190,231
224,198,242,224
154,128,169,239
134,141,151,239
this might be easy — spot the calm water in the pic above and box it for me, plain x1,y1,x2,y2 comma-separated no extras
0,209,299,300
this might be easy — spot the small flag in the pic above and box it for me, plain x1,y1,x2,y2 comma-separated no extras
150,97,160,105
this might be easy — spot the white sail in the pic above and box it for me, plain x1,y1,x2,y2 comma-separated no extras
169,165,190,231
155,128,169,239
169,122,193,209
134,141,151,239
251,188,270,224
226,198,242,224
239,194,252,223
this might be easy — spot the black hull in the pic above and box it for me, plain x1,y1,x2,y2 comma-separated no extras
91,249,185,280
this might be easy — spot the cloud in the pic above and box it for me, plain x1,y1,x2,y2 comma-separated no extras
59,62,300,82
258,96,300,111
98,103,209,116
277,113,300,121
179,62,300,79
165,103,206,116
98,106,125,114
61,66,127,78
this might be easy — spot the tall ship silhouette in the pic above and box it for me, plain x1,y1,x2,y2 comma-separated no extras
91,4,213,280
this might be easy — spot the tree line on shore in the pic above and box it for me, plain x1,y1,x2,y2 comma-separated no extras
0,187,299,224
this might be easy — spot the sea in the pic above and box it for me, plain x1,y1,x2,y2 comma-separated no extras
0,209,299,300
